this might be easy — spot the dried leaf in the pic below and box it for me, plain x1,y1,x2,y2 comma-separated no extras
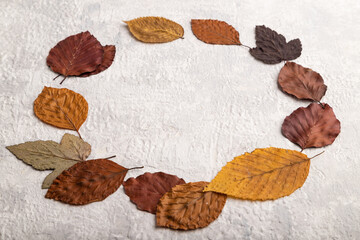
125,16,184,43
47,31,104,80
80,45,116,77
123,172,185,214
46,159,128,205
34,87,88,134
191,19,241,45
156,181,227,230
6,133,91,189
250,25,302,64
278,62,327,101
204,147,311,200
282,103,341,149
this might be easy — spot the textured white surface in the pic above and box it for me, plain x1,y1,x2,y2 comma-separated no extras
1,0,360,239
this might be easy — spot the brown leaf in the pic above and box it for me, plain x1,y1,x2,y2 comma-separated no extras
250,25,302,64
123,172,185,214
191,19,241,45
282,103,341,149
204,147,310,200
124,16,184,43
80,45,116,77
46,31,104,82
45,159,128,205
34,87,88,135
278,62,327,101
156,181,227,230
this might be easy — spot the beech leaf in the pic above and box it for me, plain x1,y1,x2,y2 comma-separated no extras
124,16,184,43
6,133,91,189
45,159,133,205
46,31,104,82
34,87,88,136
123,172,185,214
80,45,116,77
191,19,241,45
282,103,341,149
278,62,327,101
204,147,310,200
156,181,227,230
250,25,302,64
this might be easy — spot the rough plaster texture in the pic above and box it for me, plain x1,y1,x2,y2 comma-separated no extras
1,0,360,239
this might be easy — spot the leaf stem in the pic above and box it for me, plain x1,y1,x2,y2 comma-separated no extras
105,155,116,160
128,166,144,171
53,74,61,80
241,44,251,49
60,76,67,84
76,129,82,139
310,151,325,159
318,102,325,109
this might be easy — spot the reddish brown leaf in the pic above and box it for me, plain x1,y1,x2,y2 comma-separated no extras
156,181,227,230
250,25,302,64
123,172,185,214
282,103,341,149
80,45,116,77
278,62,327,101
45,159,128,205
191,19,241,45
46,31,104,82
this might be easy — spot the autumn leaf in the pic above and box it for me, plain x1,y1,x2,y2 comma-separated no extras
45,159,143,205
124,16,184,43
191,19,241,45
123,172,185,214
80,45,116,77
34,87,88,138
278,62,327,101
204,147,310,200
47,31,104,84
282,103,341,149
250,25,302,64
156,181,227,230
6,133,91,189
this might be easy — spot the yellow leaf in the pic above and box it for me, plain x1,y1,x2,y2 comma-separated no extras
204,147,310,200
124,16,184,43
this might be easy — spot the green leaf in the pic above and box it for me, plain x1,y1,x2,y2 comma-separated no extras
6,133,91,188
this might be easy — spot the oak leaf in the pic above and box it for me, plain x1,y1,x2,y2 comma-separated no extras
278,62,327,101
204,147,310,200
250,25,302,64
123,172,185,214
45,159,134,205
6,133,91,189
282,103,341,149
46,31,104,83
34,87,88,136
124,17,184,43
156,181,227,230
80,45,116,77
191,19,241,45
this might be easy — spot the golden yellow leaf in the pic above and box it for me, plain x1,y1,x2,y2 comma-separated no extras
124,16,184,43
34,87,88,134
204,147,310,200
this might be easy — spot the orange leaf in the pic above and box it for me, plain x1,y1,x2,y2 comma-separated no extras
282,103,341,149
156,181,227,230
46,31,104,82
80,45,116,77
204,147,310,200
45,159,128,205
34,87,88,134
278,62,327,101
191,19,241,45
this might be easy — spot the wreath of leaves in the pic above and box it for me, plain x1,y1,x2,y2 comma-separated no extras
6,16,341,231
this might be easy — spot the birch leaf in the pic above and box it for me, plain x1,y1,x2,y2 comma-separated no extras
6,133,91,188
204,147,310,200
124,16,184,43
